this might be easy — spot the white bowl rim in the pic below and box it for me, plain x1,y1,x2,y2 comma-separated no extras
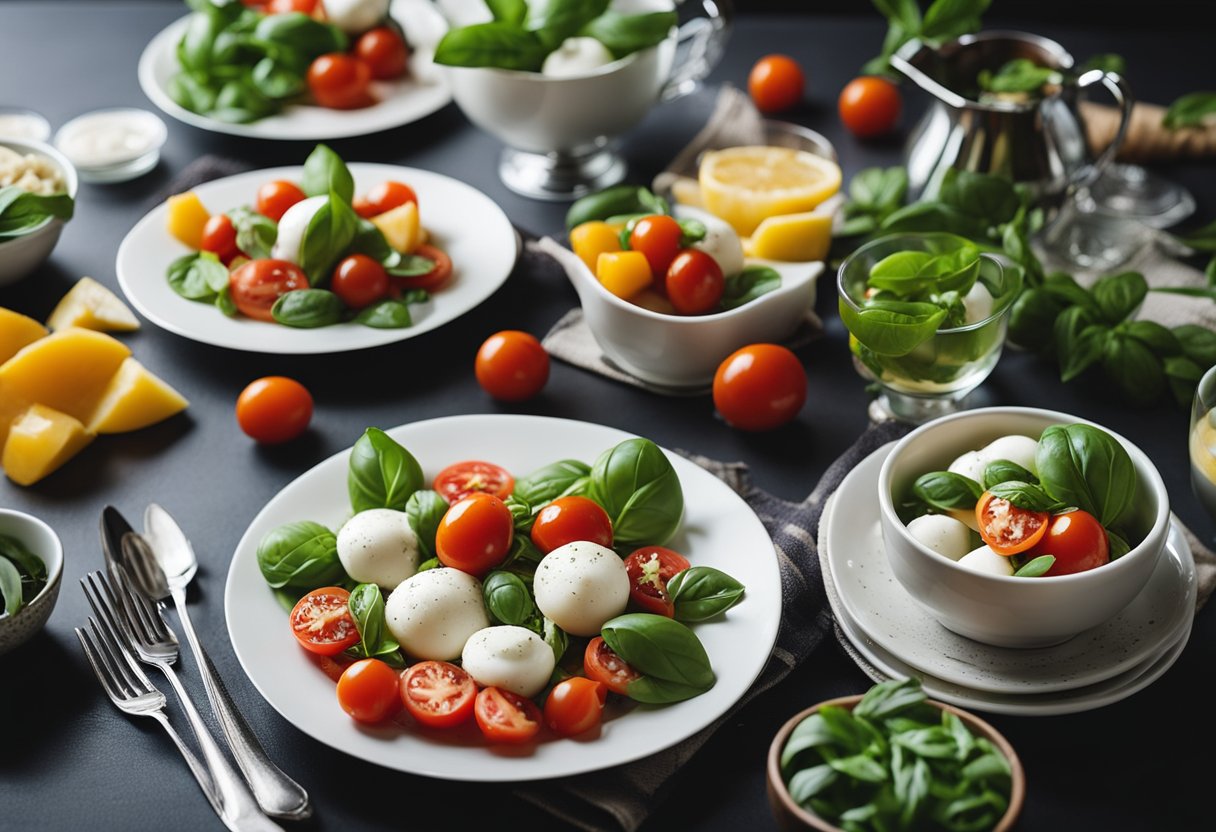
877,405,1172,585
0,508,65,610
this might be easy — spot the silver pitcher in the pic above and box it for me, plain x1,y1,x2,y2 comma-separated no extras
891,31,1133,206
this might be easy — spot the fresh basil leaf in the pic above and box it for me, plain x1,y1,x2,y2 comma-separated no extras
578,11,676,58
1006,287,1065,350
1119,320,1180,356
271,288,343,328
253,11,347,57
676,217,706,246
251,55,304,99
938,169,1020,223
781,714,838,773
666,566,745,622
0,535,46,585
386,254,435,277
912,471,982,510
348,427,425,513
1163,91,1216,129
1108,529,1132,560
854,677,926,721
482,571,537,627
0,187,74,239
404,489,447,559
786,764,839,806
601,612,714,690
589,438,683,547
300,144,354,203
1092,271,1148,324
624,675,709,704
565,185,667,229
298,190,358,284
1164,354,1205,406
963,751,1012,781
215,285,237,316
920,0,990,39
978,58,1061,94
1036,424,1137,527
213,76,276,122
839,298,947,356
531,0,609,47
513,459,591,506
1175,324,1216,367
1103,334,1167,405
166,252,228,301
256,521,343,589
987,480,1062,512
849,166,908,213
433,22,548,71
879,199,988,238
486,0,528,26
227,206,277,260
354,299,412,329
168,72,219,114
1059,323,1110,383
1080,53,1126,74
721,266,781,310
1013,555,1055,577
347,583,400,659
417,557,439,572
982,459,1037,489
0,555,27,616
828,754,888,783
348,218,394,263
542,616,567,663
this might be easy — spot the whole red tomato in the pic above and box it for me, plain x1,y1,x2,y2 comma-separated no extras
713,344,807,431
748,54,805,113
838,76,902,138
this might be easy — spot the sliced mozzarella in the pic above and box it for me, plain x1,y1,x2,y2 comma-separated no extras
533,541,629,637
270,194,328,265
337,508,420,589
541,37,616,78
907,514,972,560
385,568,489,660
947,450,988,484
461,625,555,698
957,545,1015,576
323,0,390,35
962,281,994,324
691,211,745,278
981,435,1040,477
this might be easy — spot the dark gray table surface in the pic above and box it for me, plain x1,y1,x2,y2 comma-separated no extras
2,3,1215,830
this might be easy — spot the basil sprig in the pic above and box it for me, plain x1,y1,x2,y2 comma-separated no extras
347,583,401,661
348,428,425,513
912,471,983,511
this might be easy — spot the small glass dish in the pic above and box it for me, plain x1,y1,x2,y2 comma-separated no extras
1083,163,1196,229
53,108,168,184
0,107,51,142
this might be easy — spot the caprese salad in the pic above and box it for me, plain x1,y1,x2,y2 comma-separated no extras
256,429,746,746
163,145,449,329
901,423,1141,577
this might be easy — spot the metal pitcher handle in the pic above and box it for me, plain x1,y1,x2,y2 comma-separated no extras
661,0,734,101
1074,69,1134,186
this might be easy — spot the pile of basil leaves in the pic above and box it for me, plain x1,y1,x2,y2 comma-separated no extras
257,428,745,706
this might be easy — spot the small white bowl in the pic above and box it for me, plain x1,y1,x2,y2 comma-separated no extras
878,407,1170,648
0,509,64,656
0,136,78,286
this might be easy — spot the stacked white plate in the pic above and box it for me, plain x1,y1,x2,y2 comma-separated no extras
819,443,1198,716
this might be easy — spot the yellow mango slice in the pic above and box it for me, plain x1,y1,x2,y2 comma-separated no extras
371,202,420,254
46,277,140,332
166,191,211,250
596,251,652,300
2,404,95,486
0,379,30,451
748,211,833,262
0,327,131,422
0,308,47,363
570,221,621,272
87,358,189,434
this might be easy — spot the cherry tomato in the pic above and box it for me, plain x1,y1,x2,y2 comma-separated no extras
666,249,724,315
256,180,307,222
201,214,241,264
976,491,1050,556
628,215,683,277
389,243,452,293
530,496,613,554
712,344,807,431
331,254,389,309
1031,509,1110,576
474,686,542,744
475,330,550,402
355,26,409,80
838,76,902,139
433,460,515,503
748,54,805,113
544,677,607,737
583,636,641,696
229,258,308,322
354,180,418,220
268,0,318,13
307,53,374,110
399,661,477,729
336,658,401,724
623,546,691,617
235,376,313,444
435,492,514,576
289,587,358,656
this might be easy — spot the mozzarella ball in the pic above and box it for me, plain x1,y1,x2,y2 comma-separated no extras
691,211,745,278
337,509,420,589
962,281,994,325
947,450,988,484
533,541,629,637
385,568,489,660
981,435,1040,477
323,0,390,35
541,37,616,78
461,625,555,698
270,194,328,264
907,514,972,560
957,545,1014,577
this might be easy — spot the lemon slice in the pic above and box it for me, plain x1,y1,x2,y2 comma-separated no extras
748,211,833,261
699,146,842,236
46,277,140,332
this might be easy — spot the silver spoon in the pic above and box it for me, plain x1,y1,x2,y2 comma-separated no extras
125,504,312,821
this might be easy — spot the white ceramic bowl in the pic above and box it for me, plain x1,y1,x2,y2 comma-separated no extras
0,136,78,286
0,509,64,656
878,407,1170,648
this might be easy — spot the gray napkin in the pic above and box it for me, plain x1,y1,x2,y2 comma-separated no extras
514,420,909,832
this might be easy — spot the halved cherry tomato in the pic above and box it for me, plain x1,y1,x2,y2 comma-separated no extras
474,330,550,402
289,587,359,656
628,215,683,277
624,546,691,617
666,249,724,315
354,180,418,220
1031,509,1110,576
712,344,807,431
201,214,241,264
748,54,805,113
256,180,306,223
399,661,477,728
584,636,641,696
390,243,452,293
530,496,613,554
307,53,374,110
355,26,410,80
229,258,308,322
435,492,514,576
544,677,607,737
433,460,515,504
474,686,542,744
332,254,389,309
976,491,1050,556
336,658,401,724
235,376,313,444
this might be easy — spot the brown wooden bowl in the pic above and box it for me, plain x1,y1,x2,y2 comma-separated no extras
766,694,1025,832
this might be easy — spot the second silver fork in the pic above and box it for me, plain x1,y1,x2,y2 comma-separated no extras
82,570,282,832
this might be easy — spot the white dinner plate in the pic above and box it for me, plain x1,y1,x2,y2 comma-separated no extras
138,0,451,140
116,162,517,353
824,443,1197,695
224,415,782,781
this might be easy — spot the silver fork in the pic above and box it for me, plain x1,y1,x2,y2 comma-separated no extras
75,618,223,822
82,570,283,832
